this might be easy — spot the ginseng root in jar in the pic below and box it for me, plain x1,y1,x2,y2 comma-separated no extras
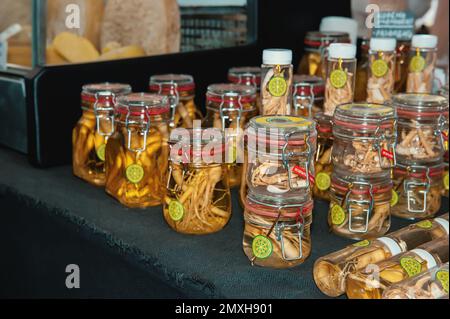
243,197,313,268
149,74,202,128
292,75,325,118
313,112,333,201
73,83,131,186
407,35,438,94
228,66,262,113
105,93,170,208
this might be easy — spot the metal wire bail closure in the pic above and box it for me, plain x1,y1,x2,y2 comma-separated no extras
94,92,116,136
437,114,448,152
293,82,315,118
237,72,258,90
372,116,397,169
219,93,243,130
404,165,431,214
125,105,151,152
155,82,179,127
343,181,374,233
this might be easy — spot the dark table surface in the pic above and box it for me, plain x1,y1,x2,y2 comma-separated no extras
0,148,448,298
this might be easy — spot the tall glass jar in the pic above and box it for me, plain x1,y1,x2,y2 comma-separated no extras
292,75,325,118
73,83,131,186
323,43,357,116
346,237,449,299
394,40,411,93
246,115,317,205
105,93,170,208
406,35,438,94
313,113,333,201
366,38,397,104
149,74,201,128
243,197,313,268
313,213,449,297
261,49,293,115
203,83,257,188
228,66,262,113
163,128,231,235
394,94,448,164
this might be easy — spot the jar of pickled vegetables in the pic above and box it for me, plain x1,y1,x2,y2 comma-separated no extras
243,197,313,268
314,213,449,297
407,35,438,94
323,43,357,116
332,103,397,176
163,129,231,235
228,66,262,113
298,31,350,78
394,40,411,94
366,38,397,104
329,174,392,240
292,75,325,118
346,237,449,299
203,83,257,188
105,93,170,208
246,115,317,205
313,113,333,201
391,163,444,220
261,49,293,115
354,38,369,102
73,83,132,186
149,74,201,128
394,93,448,164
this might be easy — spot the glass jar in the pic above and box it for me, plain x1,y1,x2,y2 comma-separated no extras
149,74,201,128
406,35,438,94
382,262,449,299
313,113,333,201
394,94,448,164
246,115,317,205
292,75,325,118
366,38,397,104
323,43,357,116
354,38,369,102
332,103,397,176
346,237,449,299
261,49,293,115
105,93,170,208
163,129,231,235
392,163,444,220
228,66,262,113
203,83,257,188
73,83,132,186
394,40,411,93
329,174,392,240
440,84,449,198
313,213,449,297
243,197,313,268
298,31,350,78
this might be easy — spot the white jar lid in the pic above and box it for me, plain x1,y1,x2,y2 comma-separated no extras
377,237,403,256
320,16,358,45
328,43,356,59
410,248,437,269
262,49,292,65
434,218,449,235
412,34,438,49
370,38,397,52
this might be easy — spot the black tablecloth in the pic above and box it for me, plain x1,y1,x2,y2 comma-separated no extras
0,148,448,298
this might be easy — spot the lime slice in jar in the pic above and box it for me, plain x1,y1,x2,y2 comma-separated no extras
316,172,331,191
268,76,287,97
390,190,399,207
436,270,449,294
400,257,422,277
125,164,145,184
252,235,273,259
96,143,106,162
331,204,346,226
168,200,184,221
409,55,426,73
371,59,389,77
330,69,347,89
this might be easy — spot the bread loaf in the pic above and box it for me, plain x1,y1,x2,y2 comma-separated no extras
53,32,100,63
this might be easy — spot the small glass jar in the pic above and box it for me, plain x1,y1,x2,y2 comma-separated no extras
394,40,411,94
406,35,438,94
292,75,325,118
366,38,397,104
332,103,397,176
149,74,201,128
261,49,293,115
314,213,449,297
313,113,333,201
105,93,170,208
382,262,449,299
354,38,369,102
394,94,448,164
73,83,132,186
228,66,262,113
392,163,444,220
329,174,392,240
346,237,449,299
246,115,317,205
323,43,357,116
298,31,350,78
203,83,257,188
243,197,313,268
163,129,231,235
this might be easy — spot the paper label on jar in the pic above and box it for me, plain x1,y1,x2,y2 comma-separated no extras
252,235,273,259
400,256,423,277
371,59,389,78
168,200,184,221
268,76,287,97
292,165,315,185
381,149,394,160
436,270,449,294
125,164,144,184
330,69,347,89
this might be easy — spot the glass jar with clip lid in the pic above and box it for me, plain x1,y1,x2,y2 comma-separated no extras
292,75,325,118
228,66,262,113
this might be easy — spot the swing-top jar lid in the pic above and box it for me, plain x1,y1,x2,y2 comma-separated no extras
228,66,261,86
82,82,132,103
394,163,444,178
149,74,195,93
334,103,396,131
116,93,170,116
293,75,325,96
393,93,448,118
206,83,257,105
331,174,393,195
314,112,333,134
304,31,350,48
245,197,313,219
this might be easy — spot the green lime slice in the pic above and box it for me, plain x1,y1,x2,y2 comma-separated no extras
371,59,389,77
416,220,433,229
400,257,422,277
353,240,371,248
330,69,347,89
331,204,346,226
436,270,449,294
96,143,106,162
268,76,287,97
168,200,184,221
252,235,273,259
444,173,449,191
316,172,331,191
390,190,399,207
409,55,426,73
125,164,144,184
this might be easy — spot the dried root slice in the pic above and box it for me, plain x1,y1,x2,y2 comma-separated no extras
340,140,392,173
396,124,439,160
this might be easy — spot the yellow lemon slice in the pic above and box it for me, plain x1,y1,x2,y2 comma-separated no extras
268,76,287,97
96,143,106,162
316,172,331,191
390,190,399,207
126,164,144,184
409,55,426,73
444,172,449,191
436,270,449,294
330,69,347,89
416,220,433,229
353,240,371,248
168,200,184,221
371,59,389,77
400,257,422,277
331,204,346,225
252,235,273,259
